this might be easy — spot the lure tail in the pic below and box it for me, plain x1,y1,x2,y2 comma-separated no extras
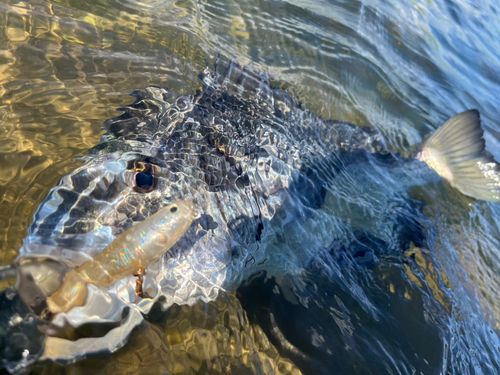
417,110,500,201
46,270,88,314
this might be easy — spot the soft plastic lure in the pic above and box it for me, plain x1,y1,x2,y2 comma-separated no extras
46,200,196,314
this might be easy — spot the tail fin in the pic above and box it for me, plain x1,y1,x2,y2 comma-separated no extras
417,110,500,202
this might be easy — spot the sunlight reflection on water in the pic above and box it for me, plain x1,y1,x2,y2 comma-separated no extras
1,0,500,373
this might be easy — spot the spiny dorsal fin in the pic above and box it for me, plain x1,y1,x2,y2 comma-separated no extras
417,110,500,202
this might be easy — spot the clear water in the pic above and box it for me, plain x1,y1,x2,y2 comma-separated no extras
1,0,500,373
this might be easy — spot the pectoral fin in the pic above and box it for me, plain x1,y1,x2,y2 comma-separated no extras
417,110,500,201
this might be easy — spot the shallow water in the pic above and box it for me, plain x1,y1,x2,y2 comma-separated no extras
1,0,500,373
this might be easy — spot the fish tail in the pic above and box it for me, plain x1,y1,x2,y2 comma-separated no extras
417,110,500,201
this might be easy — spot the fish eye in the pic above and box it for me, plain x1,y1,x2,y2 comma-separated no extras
170,205,178,213
133,171,156,193
136,172,153,189
127,161,159,193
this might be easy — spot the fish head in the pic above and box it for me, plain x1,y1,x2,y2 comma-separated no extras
20,151,186,258
21,88,204,259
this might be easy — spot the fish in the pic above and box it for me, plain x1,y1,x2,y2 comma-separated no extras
2,58,500,370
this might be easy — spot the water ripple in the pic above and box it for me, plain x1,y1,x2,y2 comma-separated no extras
1,0,500,372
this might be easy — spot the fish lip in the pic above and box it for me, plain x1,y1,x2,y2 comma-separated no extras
41,306,143,363
18,242,94,266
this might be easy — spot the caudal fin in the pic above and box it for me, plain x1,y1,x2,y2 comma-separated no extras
417,110,500,202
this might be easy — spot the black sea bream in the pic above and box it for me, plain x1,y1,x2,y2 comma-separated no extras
2,59,499,371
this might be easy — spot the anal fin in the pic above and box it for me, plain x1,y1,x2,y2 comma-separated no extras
417,110,500,201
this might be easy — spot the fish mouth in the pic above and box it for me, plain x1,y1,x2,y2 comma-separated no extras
18,242,96,266
15,202,230,319
0,253,145,369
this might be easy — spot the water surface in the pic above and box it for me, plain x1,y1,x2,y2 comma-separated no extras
1,0,500,373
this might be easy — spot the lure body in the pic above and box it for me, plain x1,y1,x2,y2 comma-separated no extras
46,201,196,314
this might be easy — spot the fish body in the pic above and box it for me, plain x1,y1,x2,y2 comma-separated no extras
19,61,396,314
5,59,500,366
